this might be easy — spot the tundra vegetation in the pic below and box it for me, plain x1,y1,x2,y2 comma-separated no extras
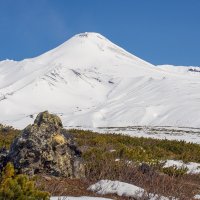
0,125,200,199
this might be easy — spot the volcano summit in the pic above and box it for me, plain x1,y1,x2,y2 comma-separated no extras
0,32,200,129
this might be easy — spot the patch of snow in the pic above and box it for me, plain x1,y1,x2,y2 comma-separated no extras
194,194,200,199
109,149,116,152
164,160,200,174
50,197,112,200
93,126,200,144
88,180,176,200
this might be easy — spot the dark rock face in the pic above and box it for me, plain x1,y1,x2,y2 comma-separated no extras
0,148,9,171
7,111,85,178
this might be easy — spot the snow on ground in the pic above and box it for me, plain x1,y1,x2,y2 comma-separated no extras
82,126,200,144
88,180,176,200
51,162,200,200
157,65,200,76
164,160,200,174
1,32,200,144
194,194,200,199
50,197,112,200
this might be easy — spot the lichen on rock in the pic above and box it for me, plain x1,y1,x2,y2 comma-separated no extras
34,111,63,130
7,111,85,178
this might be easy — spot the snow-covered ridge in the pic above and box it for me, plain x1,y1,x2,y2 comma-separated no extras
157,64,200,76
0,32,200,133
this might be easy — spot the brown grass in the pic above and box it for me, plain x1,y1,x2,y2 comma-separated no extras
36,175,131,200
35,159,200,199
84,156,200,199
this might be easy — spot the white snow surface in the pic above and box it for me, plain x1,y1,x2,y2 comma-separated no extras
88,180,176,200
164,160,200,174
1,32,200,136
92,126,200,144
50,197,112,200
194,194,200,199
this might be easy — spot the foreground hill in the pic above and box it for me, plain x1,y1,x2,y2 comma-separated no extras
0,32,200,129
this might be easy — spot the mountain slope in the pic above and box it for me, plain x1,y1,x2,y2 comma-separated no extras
0,32,200,128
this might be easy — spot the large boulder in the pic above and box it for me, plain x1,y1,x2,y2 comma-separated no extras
7,111,85,178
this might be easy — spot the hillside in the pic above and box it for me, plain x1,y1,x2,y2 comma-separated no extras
0,32,200,129
1,115,200,199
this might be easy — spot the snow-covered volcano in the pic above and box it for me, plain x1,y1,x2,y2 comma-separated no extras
0,32,200,129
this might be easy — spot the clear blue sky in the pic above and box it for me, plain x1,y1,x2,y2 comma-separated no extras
0,0,200,66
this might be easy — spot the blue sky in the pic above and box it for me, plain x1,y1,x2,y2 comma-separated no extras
0,0,200,66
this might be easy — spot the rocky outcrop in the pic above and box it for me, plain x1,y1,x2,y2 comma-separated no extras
7,111,85,178
0,148,9,170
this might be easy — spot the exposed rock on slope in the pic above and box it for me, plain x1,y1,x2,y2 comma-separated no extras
7,111,85,178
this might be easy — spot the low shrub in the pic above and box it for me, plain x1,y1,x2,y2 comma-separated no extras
0,163,50,200
0,125,20,149
162,165,188,177
69,129,200,164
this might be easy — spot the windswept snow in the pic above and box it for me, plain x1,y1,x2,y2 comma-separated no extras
0,32,200,139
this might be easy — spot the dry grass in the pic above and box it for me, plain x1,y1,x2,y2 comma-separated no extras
36,175,130,200
84,156,200,199
35,159,200,199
